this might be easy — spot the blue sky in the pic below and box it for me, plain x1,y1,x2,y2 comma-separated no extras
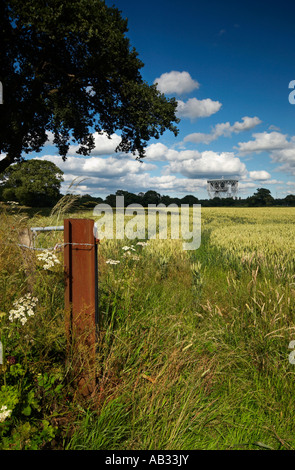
28,0,295,198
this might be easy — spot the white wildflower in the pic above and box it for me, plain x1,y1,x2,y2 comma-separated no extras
106,259,120,265
136,241,148,247
122,245,136,251
8,294,38,325
0,406,12,422
36,250,60,270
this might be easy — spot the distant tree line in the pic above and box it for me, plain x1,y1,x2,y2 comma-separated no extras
1,160,295,208
82,187,295,208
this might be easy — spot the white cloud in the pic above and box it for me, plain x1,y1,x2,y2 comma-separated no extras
231,116,262,133
69,131,122,156
237,131,290,155
235,131,295,177
45,131,55,145
270,148,295,164
145,142,202,162
184,116,262,144
249,170,271,180
145,143,169,161
154,71,200,95
153,71,222,121
268,124,281,131
165,151,247,179
176,97,222,120
37,154,156,179
183,132,215,145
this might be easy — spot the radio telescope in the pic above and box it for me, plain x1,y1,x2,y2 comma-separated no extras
207,177,239,199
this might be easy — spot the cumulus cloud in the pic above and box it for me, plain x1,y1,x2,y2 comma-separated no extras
270,147,295,176
235,131,295,177
153,71,222,120
176,97,222,120
154,71,200,95
145,143,202,162
37,154,156,179
145,143,169,161
237,131,290,155
270,147,295,164
165,151,247,179
232,116,262,133
68,131,122,156
184,116,262,144
249,170,271,180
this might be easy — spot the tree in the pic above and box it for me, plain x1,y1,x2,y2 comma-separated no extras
77,194,104,209
0,159,64,206
180,194,199,205
0,0,179,174
141,190,162,206
248,188,274,206
284,194,295,206
115,189,141,205
104,193,117,207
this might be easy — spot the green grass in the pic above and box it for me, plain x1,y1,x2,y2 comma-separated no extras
1,203,295,450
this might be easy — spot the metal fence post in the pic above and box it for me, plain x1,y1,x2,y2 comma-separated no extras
64,218,99,397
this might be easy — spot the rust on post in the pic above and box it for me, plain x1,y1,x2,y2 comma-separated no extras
64,218,99,397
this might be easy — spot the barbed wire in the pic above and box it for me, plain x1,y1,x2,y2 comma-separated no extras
0,242,97,251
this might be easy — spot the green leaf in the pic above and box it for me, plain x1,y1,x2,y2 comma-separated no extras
22,405,31,416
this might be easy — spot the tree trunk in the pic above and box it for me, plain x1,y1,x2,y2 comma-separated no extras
0,153,18,174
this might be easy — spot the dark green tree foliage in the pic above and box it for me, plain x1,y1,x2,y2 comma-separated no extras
0,159,63,206
285,194,295,206
115,189,142,205
100,188,295,208
0,0,179,173
140,190,162,206
247,188,274,206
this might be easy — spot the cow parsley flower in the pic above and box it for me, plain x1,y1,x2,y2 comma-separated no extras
136,241,148,247
0,406,12,422
36,250,60,270
8,294,38,325
122,245,136,251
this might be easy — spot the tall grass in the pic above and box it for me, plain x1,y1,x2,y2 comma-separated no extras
1,204,295,449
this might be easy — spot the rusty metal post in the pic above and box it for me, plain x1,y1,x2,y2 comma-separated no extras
64,218,99,397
